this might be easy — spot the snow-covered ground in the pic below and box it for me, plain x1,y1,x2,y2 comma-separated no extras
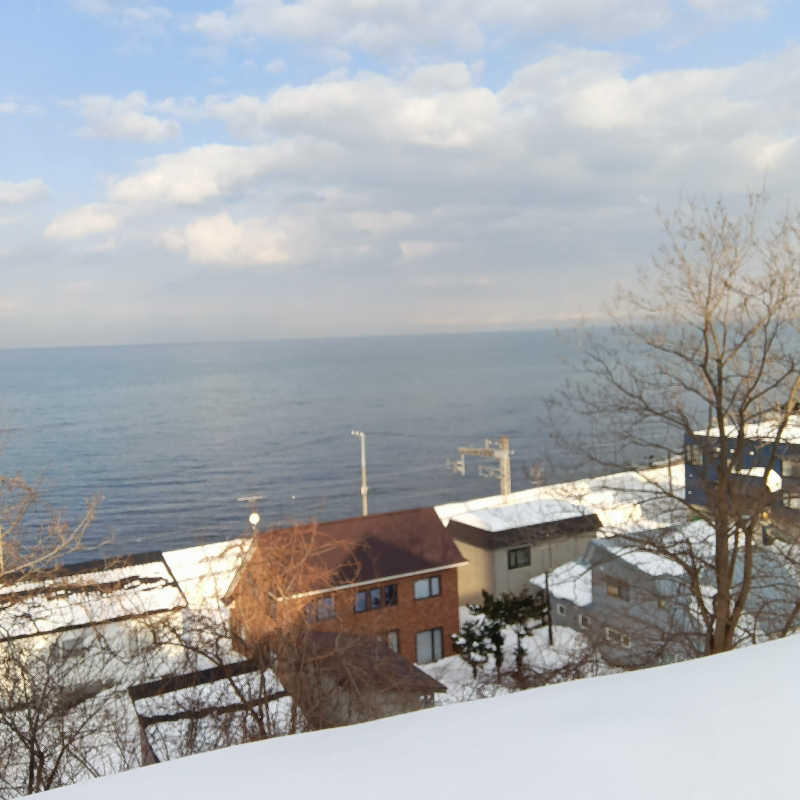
48,633,800,799
418,607,598,703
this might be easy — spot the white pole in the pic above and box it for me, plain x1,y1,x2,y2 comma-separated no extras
351,430,369,516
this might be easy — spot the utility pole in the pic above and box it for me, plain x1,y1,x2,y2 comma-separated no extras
451,435,513,501
351,430,368,516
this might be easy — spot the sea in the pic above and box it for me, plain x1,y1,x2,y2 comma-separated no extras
0,329,589,560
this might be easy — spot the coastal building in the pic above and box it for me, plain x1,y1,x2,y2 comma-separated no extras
225,507,466,664
533,520,800,666
684,419,800,539
434,464,685,605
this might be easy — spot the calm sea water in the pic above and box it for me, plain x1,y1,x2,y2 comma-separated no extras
0,330,583,559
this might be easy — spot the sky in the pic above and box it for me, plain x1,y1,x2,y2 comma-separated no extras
2,0,800,347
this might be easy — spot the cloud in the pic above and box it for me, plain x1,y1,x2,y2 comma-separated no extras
76,92,180,142
193,0,670,57
43,45,800,307
0,179,48,205
203,72,500,148
0,99,41,114
687,0,768,19
45,204,119,239
71,1,172,26
107,143,301,206
161,213,290,265
265,58,286,74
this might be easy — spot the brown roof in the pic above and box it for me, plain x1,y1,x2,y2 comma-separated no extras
245,507,465,594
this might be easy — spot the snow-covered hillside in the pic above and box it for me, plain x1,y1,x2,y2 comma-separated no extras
48,633,798,799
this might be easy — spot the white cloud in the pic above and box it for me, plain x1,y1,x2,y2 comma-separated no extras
0,99,41,114
194,0,670,56
204,73,499,148
45,204,119,239
162,213,290,265
265,58,286,74
77,92,180,142
122,5,171,24
108,142,301,206
43,44,800,317
71,1,172,26
0,179,48,205
687,0,768,20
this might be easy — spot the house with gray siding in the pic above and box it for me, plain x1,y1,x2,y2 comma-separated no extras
533,520,800,666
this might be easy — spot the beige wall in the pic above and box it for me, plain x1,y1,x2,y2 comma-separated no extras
452,538,495,605
453,533,595,604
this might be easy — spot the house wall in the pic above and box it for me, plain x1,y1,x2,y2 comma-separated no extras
492,533,596,597
310,569,460,663
451,538,494,605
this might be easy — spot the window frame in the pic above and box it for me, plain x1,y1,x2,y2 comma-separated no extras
354,582,398,613
385,630,400,654
507,545,532,570
605,577,630,601
315,596,336,621
783,458,800,478
413,575,441,600
415,627,443,664
578,613,591,629
685,443,703,467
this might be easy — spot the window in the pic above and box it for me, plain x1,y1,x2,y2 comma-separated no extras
605,578,630,601
556,603,566,616
578,614,591,629
686,443,702,466
413,575,441,600
385,630,399,653
507,546,531,570
605,627,631,648
784,492,800,510
415,628,443,664
354,590,367,613
783,459,800,478
354,583,398,613
316,596,336,621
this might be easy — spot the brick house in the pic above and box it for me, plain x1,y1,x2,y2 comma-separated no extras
225,507,466,664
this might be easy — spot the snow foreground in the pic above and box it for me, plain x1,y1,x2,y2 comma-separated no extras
48,634,797,799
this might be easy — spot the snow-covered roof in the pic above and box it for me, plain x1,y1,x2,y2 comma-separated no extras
732,466,782,493
596,541,687,577
435,464,685,535
0,555,187,639
162,539,248,610
447,497,586,533
694,418,800,445
531,559,593,606
49,634,800,800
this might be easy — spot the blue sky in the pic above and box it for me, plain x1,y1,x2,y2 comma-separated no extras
2,0,800,347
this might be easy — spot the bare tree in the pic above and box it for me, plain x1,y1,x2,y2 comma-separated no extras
0,475,99,580
136,523,436,761
0,624,138,796
547,194,800,656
